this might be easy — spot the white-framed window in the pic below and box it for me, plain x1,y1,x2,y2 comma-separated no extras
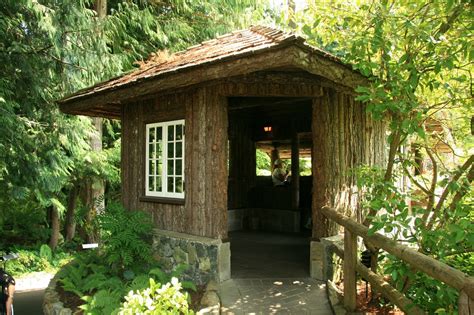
145,120,185,199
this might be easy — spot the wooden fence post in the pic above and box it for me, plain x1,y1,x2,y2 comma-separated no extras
459,290,473,315
344,228,357,311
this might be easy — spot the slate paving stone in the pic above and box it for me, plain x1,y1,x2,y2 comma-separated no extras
219,278,333,315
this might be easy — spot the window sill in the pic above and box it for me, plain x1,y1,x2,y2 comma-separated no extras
139,196,185,205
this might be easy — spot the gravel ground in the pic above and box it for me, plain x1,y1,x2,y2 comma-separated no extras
15,272,54,292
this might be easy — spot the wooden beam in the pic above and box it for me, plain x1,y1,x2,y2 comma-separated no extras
343,228,357,311
332,244,424,314
291,128,300,209
322,206,474,299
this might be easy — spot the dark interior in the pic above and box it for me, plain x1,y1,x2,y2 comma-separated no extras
227,96,313,277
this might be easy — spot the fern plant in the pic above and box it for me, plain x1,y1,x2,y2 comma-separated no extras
98,203,153,272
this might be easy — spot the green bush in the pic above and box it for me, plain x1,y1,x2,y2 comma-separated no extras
119,277,193,315
58,203,196,314
98,203,154,272
1,245,72,276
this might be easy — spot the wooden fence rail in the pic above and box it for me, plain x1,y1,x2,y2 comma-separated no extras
321,206,474,314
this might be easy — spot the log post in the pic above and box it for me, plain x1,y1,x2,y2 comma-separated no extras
344,228,357,311
291,129,300,209
459,290,474,315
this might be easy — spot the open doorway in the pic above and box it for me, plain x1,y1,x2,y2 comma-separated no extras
227,96,313,278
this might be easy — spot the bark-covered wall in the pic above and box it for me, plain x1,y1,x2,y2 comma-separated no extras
312,87,386,240
228,117,256,209
121,86,228,239
120,70,385,241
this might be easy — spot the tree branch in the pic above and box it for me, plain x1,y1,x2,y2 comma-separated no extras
421,148,438,225
427,155,474,229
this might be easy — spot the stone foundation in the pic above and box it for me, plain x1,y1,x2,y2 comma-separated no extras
43,272,72,315
152,229,230,285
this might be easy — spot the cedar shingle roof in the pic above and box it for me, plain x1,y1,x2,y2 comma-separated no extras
60,25,346,104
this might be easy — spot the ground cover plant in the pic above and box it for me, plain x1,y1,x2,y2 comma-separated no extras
0,244,72,277
57,203,196,314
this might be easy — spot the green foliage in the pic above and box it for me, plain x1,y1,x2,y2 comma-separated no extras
0,245,72,277
279,1,473,312
0,0,269,249
256,149,271,175
383,257,459,314
59,253,194,314
119,277,193,315
99,203,153,271
57,204,195,313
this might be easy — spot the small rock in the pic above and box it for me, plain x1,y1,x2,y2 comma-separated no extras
187,243,198,265
161,243,173,257
206,280,218,292
200,290,220,307
199,257,211,271
173,247,189,264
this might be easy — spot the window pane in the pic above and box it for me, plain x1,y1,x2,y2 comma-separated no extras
149,127,155,143
148,176,155,192
156,176,162,191
176,159,182,176
168,177,174,193
149,160,155,175
176,177,183,193
168,125,174,141
176,141,182,158
176,125,183,140
168,160,174,175
157,161,162,174
149,144,155,158
157,142,162,156
156,127,162,141
168,142,174,158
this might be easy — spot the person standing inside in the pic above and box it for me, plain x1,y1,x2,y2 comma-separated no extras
0,268,15,315
272,159,288,186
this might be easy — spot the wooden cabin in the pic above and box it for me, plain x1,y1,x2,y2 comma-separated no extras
59,26,385,284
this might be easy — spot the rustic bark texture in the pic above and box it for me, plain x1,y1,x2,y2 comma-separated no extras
49,205,60,250
312,88,386,239
228,115,256,210
291,130,300,209
122,86,228,239
120,72,384,240
65,184,79,241
343,229,357,311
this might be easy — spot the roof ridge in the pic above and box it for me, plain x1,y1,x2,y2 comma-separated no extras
249,25,297,42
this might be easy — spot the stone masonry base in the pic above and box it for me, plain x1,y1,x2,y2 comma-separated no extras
152,229,230,285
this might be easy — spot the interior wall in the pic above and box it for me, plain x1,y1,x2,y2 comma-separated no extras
311,87,386,240
121,86,228,239
228,116,256,209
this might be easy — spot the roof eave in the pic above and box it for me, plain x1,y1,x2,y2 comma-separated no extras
59,42,367,118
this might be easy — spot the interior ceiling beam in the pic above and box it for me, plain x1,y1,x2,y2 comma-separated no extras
228,97,311,111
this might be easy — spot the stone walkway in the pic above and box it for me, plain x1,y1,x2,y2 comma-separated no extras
15,271,54,292
219,278,332,314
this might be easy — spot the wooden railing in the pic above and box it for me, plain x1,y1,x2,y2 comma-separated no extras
321,206,474,315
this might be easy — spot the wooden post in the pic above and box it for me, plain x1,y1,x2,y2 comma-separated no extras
271,146,279,172
291,129,300,209
459,290,474,315
344,228,357,311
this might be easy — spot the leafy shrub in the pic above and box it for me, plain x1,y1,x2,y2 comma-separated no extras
58,203,196,314
1,245,72,276
98,203,154,272
119,277,193,315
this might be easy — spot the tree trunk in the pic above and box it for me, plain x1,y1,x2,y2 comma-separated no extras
49,205,60,250
65,184,79,241
83,0,107,243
